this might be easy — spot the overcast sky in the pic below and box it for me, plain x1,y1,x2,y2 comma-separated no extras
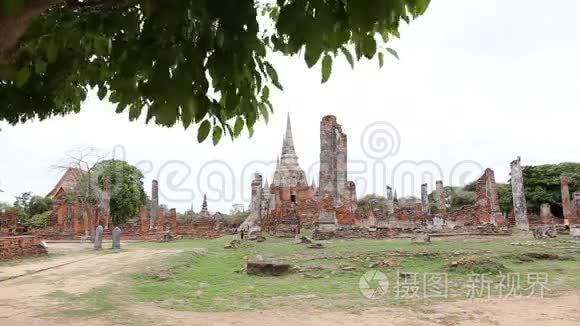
1,0,579,213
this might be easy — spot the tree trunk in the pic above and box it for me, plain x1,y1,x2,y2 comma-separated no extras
0,0,64,64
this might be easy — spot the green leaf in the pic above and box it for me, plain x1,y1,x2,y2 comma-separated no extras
304,43,323,68
408,0,430,17
378,52,384,68
34,59,47,74
197,120,211,143
386,47,399,60
15,66,31,88
259,103,269,123
340,47,354,69
97,85,107,100
93,36,111,56
264,62,283,91
46,41,58,63
233,117,244,137
321,54,332,83
362,36,376,59
261,86,270,101
212,125,223,145
181,102,194,129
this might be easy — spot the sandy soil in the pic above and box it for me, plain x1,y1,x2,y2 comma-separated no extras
131,292,580,326
1,242,579,326
0,242,178,325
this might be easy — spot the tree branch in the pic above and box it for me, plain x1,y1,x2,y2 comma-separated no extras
0,0,118,64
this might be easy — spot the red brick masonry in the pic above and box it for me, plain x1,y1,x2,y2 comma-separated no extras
0,236,47,261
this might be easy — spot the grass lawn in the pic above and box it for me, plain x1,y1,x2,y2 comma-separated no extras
126,235,580,312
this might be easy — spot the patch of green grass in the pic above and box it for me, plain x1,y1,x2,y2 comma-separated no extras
48,286,120,318
124,235,580,311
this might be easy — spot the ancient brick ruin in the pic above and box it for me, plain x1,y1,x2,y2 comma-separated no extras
0,236,47,261
2,115,576,256
243,115,358,238
560,175,579,225
242,116,556,238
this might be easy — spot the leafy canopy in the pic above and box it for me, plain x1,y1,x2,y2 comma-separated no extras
0,0,429,144
93,160,147,225
11,191,54,227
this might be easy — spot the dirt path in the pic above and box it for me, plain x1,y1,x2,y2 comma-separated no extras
132,291,580,326
1,242,579,326
0,242,179,325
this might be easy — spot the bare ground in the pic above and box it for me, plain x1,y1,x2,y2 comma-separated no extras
1,242,579,326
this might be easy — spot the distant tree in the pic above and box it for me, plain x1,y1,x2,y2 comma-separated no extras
448,188,477,208
496,183,512,215
12,192,54,226
28,195,54,216
93,159,147,226
521,163,580,215
0,0,430,144
13,191,33,212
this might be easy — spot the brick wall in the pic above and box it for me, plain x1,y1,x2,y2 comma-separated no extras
0,236,47,261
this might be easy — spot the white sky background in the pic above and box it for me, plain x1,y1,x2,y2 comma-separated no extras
1,0,579,213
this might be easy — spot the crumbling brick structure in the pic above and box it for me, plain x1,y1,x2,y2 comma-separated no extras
0,211,21,235
45,168,111,236
560,175,578,225
0,236,47,261
242,115,357,237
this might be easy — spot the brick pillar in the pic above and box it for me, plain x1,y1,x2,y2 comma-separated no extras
139,207,148,233
336,132,347,199
561,176,573,224
149,180,158,231
421,183,429,213
168,208,177,231
157,207,165,231
319,115,338,200
510,157,529,233
435,180,446,212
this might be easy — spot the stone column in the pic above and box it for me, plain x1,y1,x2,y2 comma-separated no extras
510,157,529,233
540,203,552,223
560,176,573,224
112,227,121,249
149,180,158,231
94,225,103,250
421,183,429,213
435,180,446,212
386,186,394,215
250,173,263,220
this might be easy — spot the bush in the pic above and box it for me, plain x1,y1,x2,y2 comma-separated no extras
26,211,52,228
